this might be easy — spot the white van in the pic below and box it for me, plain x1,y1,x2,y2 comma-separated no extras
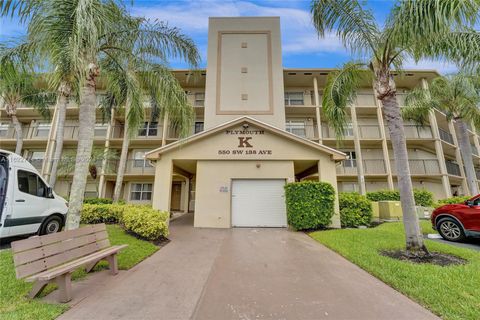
0,149,68,239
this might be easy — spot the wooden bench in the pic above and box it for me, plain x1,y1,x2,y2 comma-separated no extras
11,223,127,303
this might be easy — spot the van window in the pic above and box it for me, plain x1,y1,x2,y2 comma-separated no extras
17,170,47,197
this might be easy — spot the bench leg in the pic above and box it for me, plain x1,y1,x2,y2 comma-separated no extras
105,254,118,275
29,280,49,299
55,273,72,303
85,261,98,273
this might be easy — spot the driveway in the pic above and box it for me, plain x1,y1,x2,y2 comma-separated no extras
57,213,438,320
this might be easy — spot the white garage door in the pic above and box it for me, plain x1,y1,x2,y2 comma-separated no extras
231,179,287,227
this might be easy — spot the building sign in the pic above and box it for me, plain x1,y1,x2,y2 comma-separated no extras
218,127,273,156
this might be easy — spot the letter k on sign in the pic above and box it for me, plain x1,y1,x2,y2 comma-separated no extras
238,137,253,148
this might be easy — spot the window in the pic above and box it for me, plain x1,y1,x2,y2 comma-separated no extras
284,92,304,105
194,92,205,106
17,170,48,197
94,123,108,137
130,183,152,201
286,120,306,137
138,122,158,137
29,151,45,170
0,123,9,137
35,123,51,137
343,151,357,167
194,122,204,134
133,151,152,168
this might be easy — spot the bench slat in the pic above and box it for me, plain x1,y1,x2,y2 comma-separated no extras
26,245,128,282
14,233,98,267
11,224,106,253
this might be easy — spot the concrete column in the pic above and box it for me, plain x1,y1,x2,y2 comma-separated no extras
471,123,480,189
42,105,59,178
181,178,190,213
161,113,169,147
318,157,341,228
98,109,116,198
313,77,323,143
152,158,173,223
350,104,366,195
420,78,451,198
373,89,394,190
448,120,469,194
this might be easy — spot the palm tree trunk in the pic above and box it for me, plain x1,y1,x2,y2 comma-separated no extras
112,109,129,203
454,118,479,195
65,64,99,230
377,80,428,256
11,114,23,155
49,82,71,187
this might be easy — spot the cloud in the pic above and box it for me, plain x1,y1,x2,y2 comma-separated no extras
130,0,347,57
403,58,458,74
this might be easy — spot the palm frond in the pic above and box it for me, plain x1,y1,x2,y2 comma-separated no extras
310,0,379,58
387,0,480,49
322,62,369,140
402,88,436,125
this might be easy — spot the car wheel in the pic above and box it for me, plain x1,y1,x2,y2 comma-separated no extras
436,218,466,242
40,216,63,235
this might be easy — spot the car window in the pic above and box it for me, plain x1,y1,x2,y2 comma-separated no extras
473,198,480,206
17,170,48,197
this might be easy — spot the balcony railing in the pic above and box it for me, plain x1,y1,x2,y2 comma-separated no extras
391,159,440,175
104,159,155,175
336,160,357,175
385,125,433,139
286,124,319,140
363,159,387,174
446,160,461,176
439,128,454,144
358,125,381,139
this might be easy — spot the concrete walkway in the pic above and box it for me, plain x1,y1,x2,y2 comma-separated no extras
57,213,438,320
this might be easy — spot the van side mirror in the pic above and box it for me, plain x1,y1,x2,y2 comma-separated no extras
46,187,54,198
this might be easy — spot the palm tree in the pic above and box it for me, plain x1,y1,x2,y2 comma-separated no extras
100,18,197,203
310,0,479,255
0,46,54,154
403,74,480,195
2,0,199,229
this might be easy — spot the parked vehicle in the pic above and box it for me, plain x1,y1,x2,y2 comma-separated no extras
431,196,480,242
0,149,68,239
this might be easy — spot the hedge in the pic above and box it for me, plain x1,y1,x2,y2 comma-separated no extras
123,208,169,240
435,196,470,208
83,198,113,205
366,189,434,207
284,181,335,230
339,192,372,228
81,204,169,240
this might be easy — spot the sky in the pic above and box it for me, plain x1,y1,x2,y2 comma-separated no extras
0,0,458,73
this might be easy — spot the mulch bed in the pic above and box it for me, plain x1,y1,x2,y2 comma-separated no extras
381,250,467,266
124,229,171,248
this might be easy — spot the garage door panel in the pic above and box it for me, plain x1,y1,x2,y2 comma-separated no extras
231,179,287,227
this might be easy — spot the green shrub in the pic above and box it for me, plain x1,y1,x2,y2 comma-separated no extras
435,196,470,208
284,181,335,230
413,189,434,207
339,192,372,228
366,189,434,207
122,208,169,240
84,197,113,205
81,204,124,224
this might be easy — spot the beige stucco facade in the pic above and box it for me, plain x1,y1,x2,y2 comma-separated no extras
147,117,344,228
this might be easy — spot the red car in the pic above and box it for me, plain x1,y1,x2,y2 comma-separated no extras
431,196,480,242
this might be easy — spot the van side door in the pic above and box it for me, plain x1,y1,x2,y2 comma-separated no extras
6,169,51,237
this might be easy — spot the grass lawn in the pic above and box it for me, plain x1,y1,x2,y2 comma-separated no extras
0,224,159,320
310,220,480,320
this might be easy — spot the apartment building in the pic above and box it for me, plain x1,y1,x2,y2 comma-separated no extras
1,17,479,228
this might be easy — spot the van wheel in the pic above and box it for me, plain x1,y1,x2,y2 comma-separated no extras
436,218,466,242
40,216,63,235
